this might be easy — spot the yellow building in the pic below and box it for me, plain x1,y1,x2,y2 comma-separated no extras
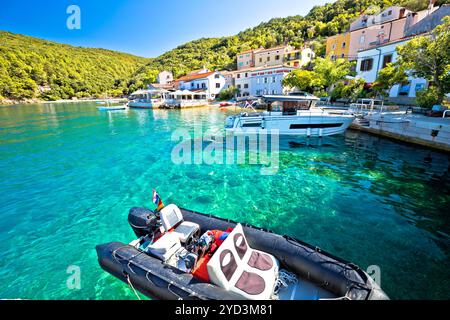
325,32,350,60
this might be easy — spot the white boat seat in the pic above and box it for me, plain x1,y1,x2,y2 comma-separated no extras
146,232,181,262
160,204,200,244
207,223,279,300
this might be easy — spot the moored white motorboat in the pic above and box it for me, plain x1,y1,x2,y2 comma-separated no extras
225,95,355,137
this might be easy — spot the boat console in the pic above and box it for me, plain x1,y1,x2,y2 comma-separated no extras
127,204,299,299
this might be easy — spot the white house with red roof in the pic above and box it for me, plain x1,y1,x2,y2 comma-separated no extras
177,69,226,100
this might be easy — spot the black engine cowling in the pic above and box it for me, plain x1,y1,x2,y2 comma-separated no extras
128,207,159,238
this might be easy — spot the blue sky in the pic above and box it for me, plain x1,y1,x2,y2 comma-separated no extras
0,0,332,57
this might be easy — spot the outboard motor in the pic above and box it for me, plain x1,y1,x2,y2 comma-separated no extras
128,207,159,238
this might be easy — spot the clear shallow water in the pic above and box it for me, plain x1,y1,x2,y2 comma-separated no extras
0,102,449,300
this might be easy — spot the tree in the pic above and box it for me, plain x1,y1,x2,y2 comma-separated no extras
282,69,321,93
372,63,408,98
394,16,450,105
312,57,353,93
218,86,239,100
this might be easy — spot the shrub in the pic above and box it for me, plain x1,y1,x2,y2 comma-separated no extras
416,87,442,109
218,86,239,101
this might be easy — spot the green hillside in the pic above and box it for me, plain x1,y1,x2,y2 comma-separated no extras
0,31,150,102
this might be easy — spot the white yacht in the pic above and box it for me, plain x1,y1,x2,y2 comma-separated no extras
225,95,355,137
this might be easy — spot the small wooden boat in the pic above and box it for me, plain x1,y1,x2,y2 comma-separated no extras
96,205,388,300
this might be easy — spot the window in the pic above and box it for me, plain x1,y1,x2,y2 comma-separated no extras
237,74,241,79
415,83,425,92
360,58,373,71
272,76,276,83
382,54,393,68
275,55,280,60
388,10,392,15
272,90,276,95
332,44,336,50
341,53,345,58
216,83,220,88
259,57,263,63
245,73,248,78
398,82,411,96
359,35,365,44
267,57,270,62
215,74,220,79
191,83,195,88
237,84,241,89
244,83,248,89
342,42,346,48
264,77,268,84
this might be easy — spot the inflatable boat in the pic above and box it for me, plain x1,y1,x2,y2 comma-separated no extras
96,205,389,300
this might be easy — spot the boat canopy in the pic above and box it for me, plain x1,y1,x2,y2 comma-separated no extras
260,95,319,114
261,95,319,102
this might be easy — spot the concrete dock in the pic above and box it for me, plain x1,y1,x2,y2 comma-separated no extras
350,111,450,152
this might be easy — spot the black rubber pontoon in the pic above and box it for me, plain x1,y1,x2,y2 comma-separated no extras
96,207,388,300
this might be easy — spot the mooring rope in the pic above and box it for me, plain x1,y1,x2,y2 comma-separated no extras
125,273,142,300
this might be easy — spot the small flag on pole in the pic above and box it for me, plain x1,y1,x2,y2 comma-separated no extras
152,189,165,211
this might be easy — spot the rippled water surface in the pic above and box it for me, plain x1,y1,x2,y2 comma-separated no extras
0,103,449,299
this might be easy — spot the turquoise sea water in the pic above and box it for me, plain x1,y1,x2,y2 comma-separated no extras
0,102,449,300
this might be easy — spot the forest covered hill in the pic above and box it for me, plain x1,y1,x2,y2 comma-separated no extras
1,0,448,102
0,31,150,101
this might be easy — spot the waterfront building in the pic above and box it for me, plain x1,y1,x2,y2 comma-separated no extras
355,38,427,104
233,64,294,99
254,45,293,68
325,32,351,60
237,45,314,71
221,70,237,89
237,49,262,70
403,4,449,36
348,6,411,60
177,71,226,100
355,4,450,104
284,47,315,68
157,71,173,85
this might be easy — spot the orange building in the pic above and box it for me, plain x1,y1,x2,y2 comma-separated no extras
325,32,350,60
